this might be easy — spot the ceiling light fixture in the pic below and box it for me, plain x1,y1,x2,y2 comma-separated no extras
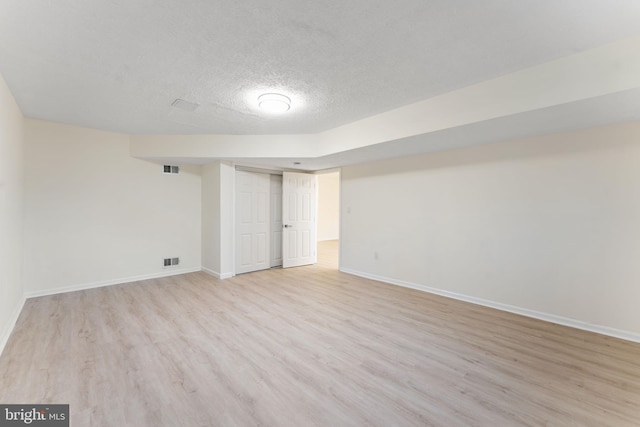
258,93,291,114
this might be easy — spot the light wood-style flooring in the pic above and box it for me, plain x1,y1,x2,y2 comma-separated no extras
1,240,640,426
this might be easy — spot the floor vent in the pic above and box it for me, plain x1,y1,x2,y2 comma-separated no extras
163,257,180,267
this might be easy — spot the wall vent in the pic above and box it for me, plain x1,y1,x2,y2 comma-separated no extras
163,257,180,267
163,165,180,174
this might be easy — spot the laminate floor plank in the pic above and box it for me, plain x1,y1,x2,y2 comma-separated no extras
1,240,640,426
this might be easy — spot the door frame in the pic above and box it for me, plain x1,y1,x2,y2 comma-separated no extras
315,168,342,269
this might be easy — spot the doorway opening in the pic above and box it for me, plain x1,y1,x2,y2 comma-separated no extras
316,170,340,270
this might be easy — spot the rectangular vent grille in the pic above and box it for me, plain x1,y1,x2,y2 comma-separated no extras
163,165,180,174
163,257,180,267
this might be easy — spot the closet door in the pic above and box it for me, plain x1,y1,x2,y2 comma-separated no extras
270,175,283,267
235,171,271,274
282,172,317,268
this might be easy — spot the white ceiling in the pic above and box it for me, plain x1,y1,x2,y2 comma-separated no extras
2,0,640,169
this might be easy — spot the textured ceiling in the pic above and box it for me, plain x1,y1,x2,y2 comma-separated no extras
2,0,640,136
271,88,640,171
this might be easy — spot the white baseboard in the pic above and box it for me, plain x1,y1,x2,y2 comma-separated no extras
0,294,26,358
24,267,202,299
202,267,234,279
340,268,640,344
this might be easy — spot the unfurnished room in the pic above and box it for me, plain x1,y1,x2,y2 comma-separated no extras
1,1,640,426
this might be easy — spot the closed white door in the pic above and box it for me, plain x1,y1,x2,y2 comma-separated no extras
235,171,271,274
270,175,283,267
282,172,317,268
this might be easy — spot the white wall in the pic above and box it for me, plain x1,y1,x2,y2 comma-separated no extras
341,121,640,339
201,161,234,278
23,119,202,295
219,162,234,277
0,75,25,354
202,162,222,275
317,172,340,241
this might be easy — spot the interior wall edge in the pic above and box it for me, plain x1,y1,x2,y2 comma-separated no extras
23,267,201,299
340,267,640,344
0,294,26,358
202,267,234,280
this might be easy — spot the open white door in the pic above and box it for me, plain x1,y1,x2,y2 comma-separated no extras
282,172,317,268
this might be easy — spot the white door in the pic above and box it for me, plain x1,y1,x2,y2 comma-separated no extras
270,175,283,267
282,172,317,268
235,171,271,274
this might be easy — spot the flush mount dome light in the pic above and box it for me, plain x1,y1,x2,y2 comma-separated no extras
258,93,291,113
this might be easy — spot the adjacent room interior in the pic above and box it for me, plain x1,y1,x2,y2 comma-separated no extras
1,1,640,425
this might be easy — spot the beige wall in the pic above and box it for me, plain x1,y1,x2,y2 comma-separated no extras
23,119,202,295
0,75,25,354
341,121,640,339
317,172,340,241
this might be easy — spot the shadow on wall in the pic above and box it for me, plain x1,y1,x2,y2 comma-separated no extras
344,120,640,179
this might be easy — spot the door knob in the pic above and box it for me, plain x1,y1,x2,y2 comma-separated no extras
283,224,292,228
